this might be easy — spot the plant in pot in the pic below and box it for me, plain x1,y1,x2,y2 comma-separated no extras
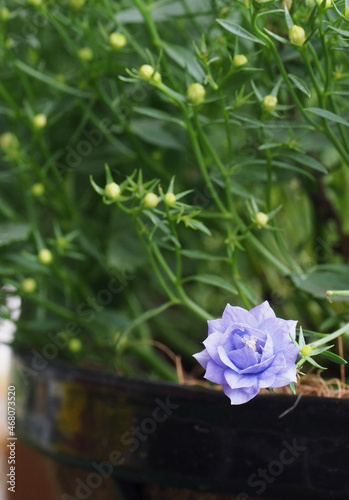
1,0,349,499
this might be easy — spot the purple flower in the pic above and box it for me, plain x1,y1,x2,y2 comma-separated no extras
194,301,299,405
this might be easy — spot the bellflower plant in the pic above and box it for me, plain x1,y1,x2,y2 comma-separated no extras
0,0,348,396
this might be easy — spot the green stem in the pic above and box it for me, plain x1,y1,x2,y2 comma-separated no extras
311,323,349,348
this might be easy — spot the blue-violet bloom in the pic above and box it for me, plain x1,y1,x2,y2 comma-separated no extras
194,301,299,404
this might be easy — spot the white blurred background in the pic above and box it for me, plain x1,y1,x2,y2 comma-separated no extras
0,292,21,500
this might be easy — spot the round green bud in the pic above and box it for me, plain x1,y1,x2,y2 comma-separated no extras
0,8,10,21
31,183,45,197
187,83,206,105
262,95,278,112
69,0,86,9
33,113,47,130
139,64,161,83
38,249,53,265
105,182,121,200
56,237,68,249
233,54,248,67
68,338,82,353
345,6,349,18
144,193,159,209
255,212,269,227
21,278,37,294
300,345,312,356
78,47,93,61
315,0,331,8
109,32,127,50
289,25,306,47
164,192,176,206
0,132,19,151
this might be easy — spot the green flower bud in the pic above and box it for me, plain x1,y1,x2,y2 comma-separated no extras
33,113,47,130
164,192,176,206
21,278,37,293
255,212,269,226
187,83,206,104
0,132,19,151
300,345,312,356
69,0,86,9
109,32,127,50
144,193,159,209
27,0,42,5
233,54,248,67
31,183,45,197
289,25,306,47
345,6,349,18
105,182,121,200
0,8,10,21
315,0,331,8
78,47,93,61
38,249,53,265
262,95,277,112
139,65,162,84
68,338,82,353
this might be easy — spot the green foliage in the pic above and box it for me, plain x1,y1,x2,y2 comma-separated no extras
0,0,349,380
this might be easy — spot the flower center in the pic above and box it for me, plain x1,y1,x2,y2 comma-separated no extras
245,337,257,351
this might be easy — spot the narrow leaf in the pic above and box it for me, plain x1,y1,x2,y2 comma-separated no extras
305,107,349,126
217,19,266,45
288,74,311,97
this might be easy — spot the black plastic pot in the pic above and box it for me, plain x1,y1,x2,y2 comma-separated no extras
11,351,349,500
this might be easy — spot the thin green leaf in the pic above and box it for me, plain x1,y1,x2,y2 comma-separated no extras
264,28,287,44
320,350,347,365
14,61,91,98
217,19,266,45
90,176,105,196
0,223,31,247
184,274,238,294
288,74,311,97
305,107,349,126
181,249,228,262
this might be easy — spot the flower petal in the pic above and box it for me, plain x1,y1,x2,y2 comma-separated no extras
222,384,259,405
249,301,276,325
207,318,225,335
203,331,225,366
222,304,258,329
228,344,259,370
193,349,210,369
204,360,225,384
224,369,257,389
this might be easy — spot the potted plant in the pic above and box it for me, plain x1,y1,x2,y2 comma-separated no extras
1,0,349,498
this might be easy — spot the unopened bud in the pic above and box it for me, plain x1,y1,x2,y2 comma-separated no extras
289,25,306,47
164,192,176,206
315,0,331,8
21,278,37,293
105,182,121,200
262,95,277,112
300,345,312,356
0,132,18,151
78,47,93,61
255,212,269,226
33,113,47,130
144,193,159,209
0,8,10,20
38,249,53,265
233,54,248,67
109,33,127,50
139,64,162,83
68,338,82,353
69,0,86,9
31,183,45,197
187,83,206,104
